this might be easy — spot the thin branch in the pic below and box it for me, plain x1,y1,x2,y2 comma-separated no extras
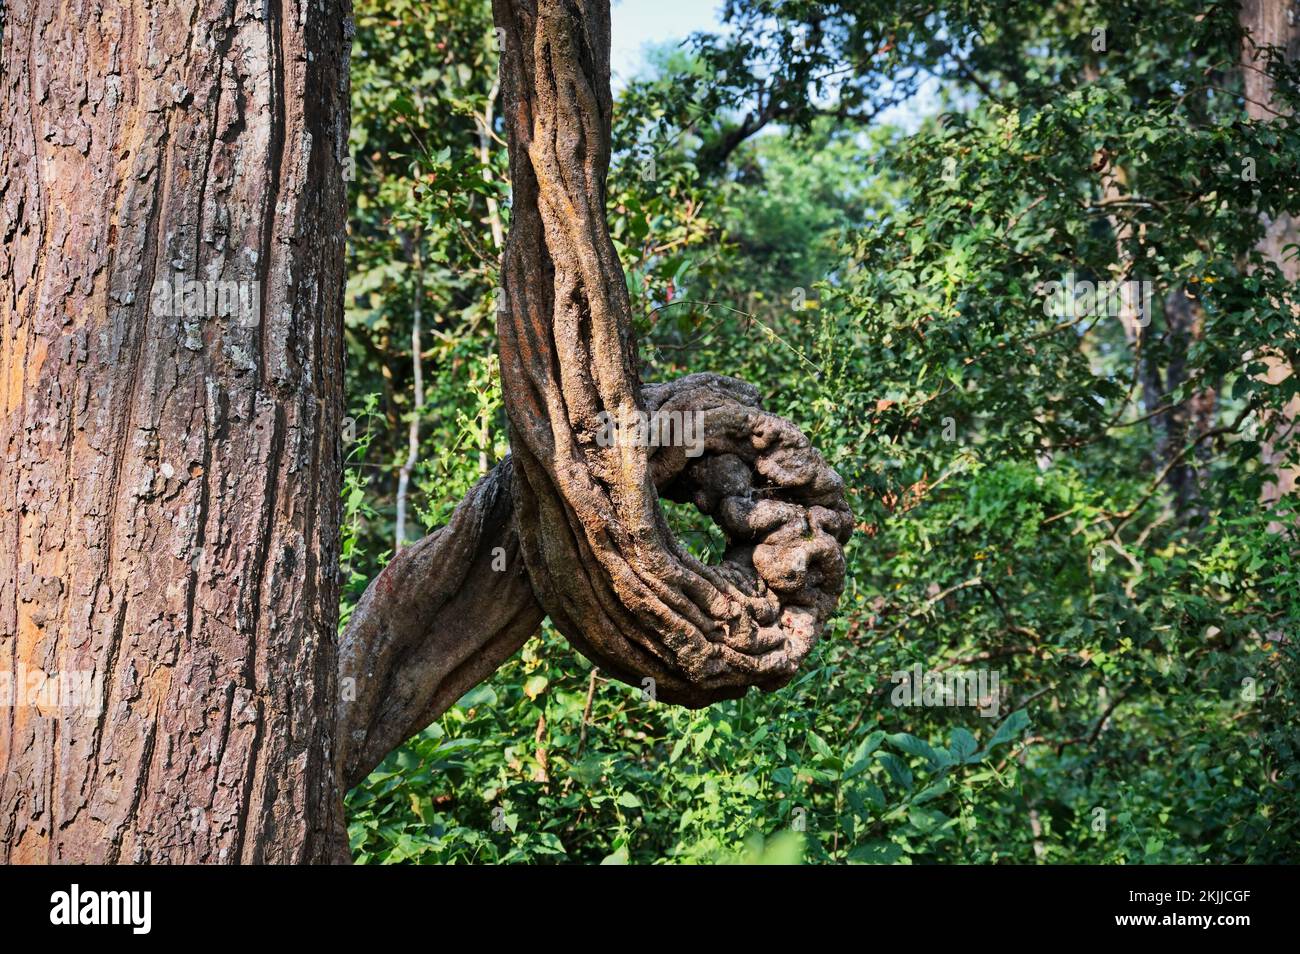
395,235,425,550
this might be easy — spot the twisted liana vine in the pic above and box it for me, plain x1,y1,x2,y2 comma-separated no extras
337,0,852,787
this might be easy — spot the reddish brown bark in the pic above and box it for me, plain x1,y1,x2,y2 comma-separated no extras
0,0,352,862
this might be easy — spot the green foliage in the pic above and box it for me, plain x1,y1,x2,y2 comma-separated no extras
343,0,1300,863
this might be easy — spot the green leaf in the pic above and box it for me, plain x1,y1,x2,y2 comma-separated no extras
887,732,941,767
980,709,1031,757
456,684,497,710
949,727,980,763
808,731,834,760
848,840,903,864
878,752,914,791
600,845,630,865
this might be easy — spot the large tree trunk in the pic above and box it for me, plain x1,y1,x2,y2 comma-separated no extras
0,0,352,862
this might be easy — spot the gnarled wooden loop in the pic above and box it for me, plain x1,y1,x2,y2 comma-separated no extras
645,374,853,691
337,1,855,786
493,0,852,706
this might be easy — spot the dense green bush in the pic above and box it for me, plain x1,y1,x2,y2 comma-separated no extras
342,0,1299,863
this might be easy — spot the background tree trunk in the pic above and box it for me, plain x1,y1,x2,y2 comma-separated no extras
0,0,352,862
1239,0,1300,516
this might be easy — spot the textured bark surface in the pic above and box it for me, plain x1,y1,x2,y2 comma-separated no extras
337,371,854,779
1,0,850,863
337,0,851,778
0,0,352,862
338,458,542,789
491,0,851,706
1161,289,1215,516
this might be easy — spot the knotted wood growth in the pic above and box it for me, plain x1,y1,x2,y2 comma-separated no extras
339,1,851,786
491,0,851,706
